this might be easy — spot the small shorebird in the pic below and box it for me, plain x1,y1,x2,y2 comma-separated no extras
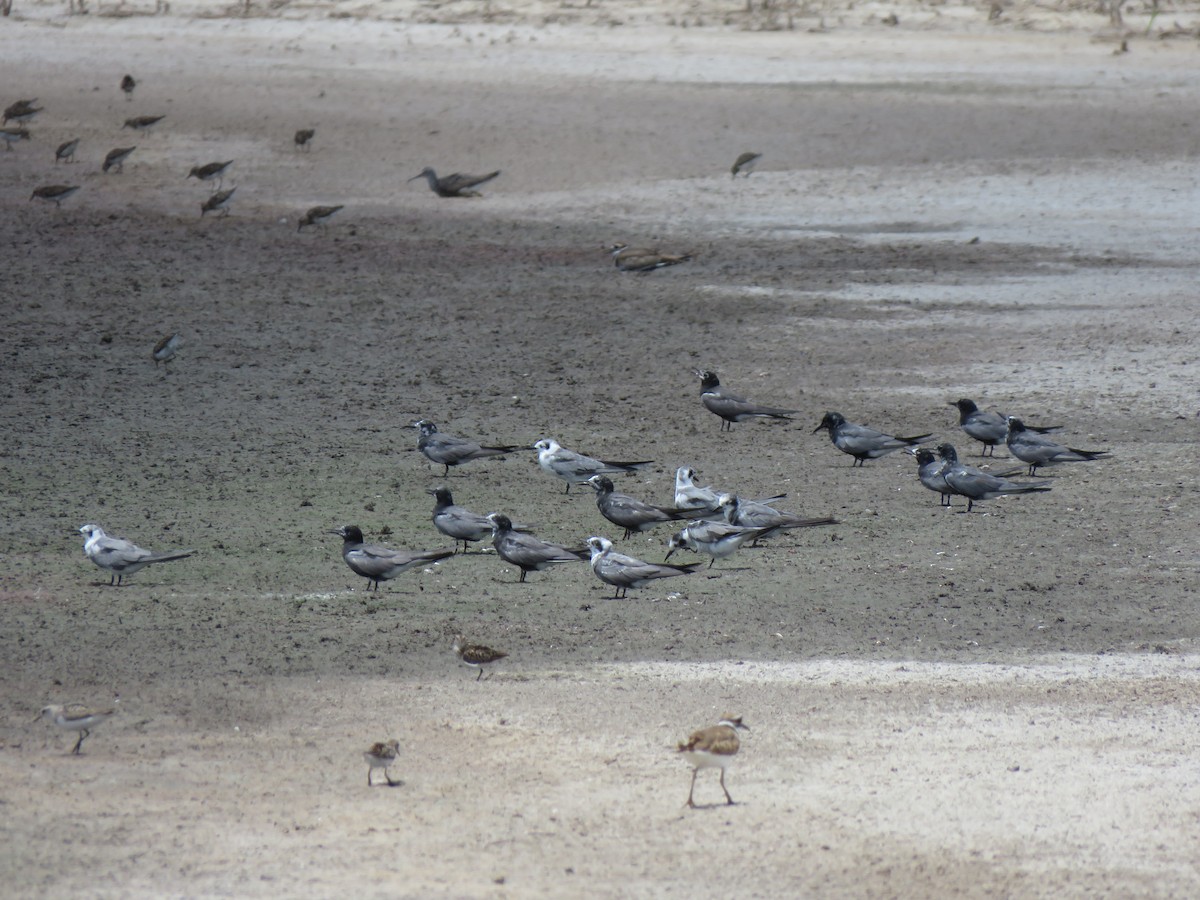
80,523,194,586
0,127,29,151
586,536,700,599
40,704,117,755
29,184,80,208
188,160,233,190
408,167,500,198
814,411,932,467
294,128,315,151
102,146,136,173
297,204,344,231
120,74,136,100
364,740,400,786
153,333,181,366
487,513,587,583
694,369,796,431
731,151,762,177
123,114,165,132
678,715,749,807
200,186,236,217
534,438,652,495
609,243,692,273
55,138,80,164
452,635,508,680
3,99,41,125
330,525,453,592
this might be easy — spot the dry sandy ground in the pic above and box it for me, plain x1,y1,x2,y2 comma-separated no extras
2,1,1200,897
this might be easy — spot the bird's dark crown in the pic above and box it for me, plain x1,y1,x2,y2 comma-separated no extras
936,444,959,462
954,398,978,414
335,525,364,542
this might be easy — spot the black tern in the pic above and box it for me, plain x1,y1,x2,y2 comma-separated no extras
665,520,774,568
716,494,836,544
428,486,495,552
937,443,1052,511
79,524,194,586
1005,417,1111,476
534,439,653,494
588,475,693,538
487,513,588,582
331,525,453,591
911,448,953,506
586,536,701,599
673,465,786,515
694,369,797,431
452,635,508,681
952,399,1061,457
410,420,523,476
814,411,932,466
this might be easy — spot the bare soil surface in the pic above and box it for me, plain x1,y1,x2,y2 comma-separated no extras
2,3,1199,897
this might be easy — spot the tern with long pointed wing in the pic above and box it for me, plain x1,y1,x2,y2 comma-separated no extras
411,420,523,476
586,536,700,599
487,513,587,582
938,443,1051,511
534,439,652,494
588,475,693,538
331,525,452,591
694,369,796,431
1005,418,1111,476
814,411,931,466
952,399,1060,457
79,524,193,586
665,520,773,568
716,494,836,543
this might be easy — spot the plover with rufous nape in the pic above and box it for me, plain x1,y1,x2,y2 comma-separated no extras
678,715,748,807
452,635,508,681
363,740,401,786
40,704,117,755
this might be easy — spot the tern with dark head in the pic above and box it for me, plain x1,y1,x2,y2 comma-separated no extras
410,420,524,476
487,513,587,582
952,398,1060,457
1005,418,1111,476
588,475,693,538
717,494,836,544
694,369,796,431
814,411,931,466
937,443,1051,511
330,525,452,591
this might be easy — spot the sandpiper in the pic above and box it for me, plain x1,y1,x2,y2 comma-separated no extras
294,128,315,151
29,184,80,208
364,740,401,786
123,114,165,132
200,186,236,217
452,635,508,681
408,167,500,198
678,715,748,807
55,138,80,163
121,74,136,100
3,99,41,125
40,704,117,755
609,243,692,273
330,525,454,592
188,160,233,191
153,333,181,366
298,204,344,231
80,523,194,586
102,146,136,173
0,127,29,151
731,151,762,177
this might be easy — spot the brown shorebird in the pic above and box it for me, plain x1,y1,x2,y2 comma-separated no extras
29,184,80,207
121,74,136,100
55,138,80,163
408,167,500,198
363,740,401,786
452,635,508,681
102,146,136,173
40,704,117,755
0,127,29,151
297,204,344,231
3,99,41,125
123,114,165,132
188,160,233,191
678,715,749,807
294,128,315,151
731,151,762,177
609,243,693,273
153,333,181,366
200,186,236,217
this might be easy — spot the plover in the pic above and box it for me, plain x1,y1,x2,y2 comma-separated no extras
122,114,165,132
55,138,80,164
102,146,136,173
364,739,401,786
609,243,692,273
410,420,524,476
694,369,796,431
534,438,652,495
3,99,41,125
585,536,699,599
331,525,453,592
730,151,762,177
152,333,181,366
80,523,193,586
29,184,80,208
297,204,344,231
294,128,315,151
813,411,932,467
952,399,1060,457
0,127,29,151
120,74,136,100
937,443,1051,512
187,160,233,191
408,167,500,198
486,513,587,582
1005,417,1111,477
40,704,117,755
452,635,508,680
678,715,748,807
200,186,236,217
